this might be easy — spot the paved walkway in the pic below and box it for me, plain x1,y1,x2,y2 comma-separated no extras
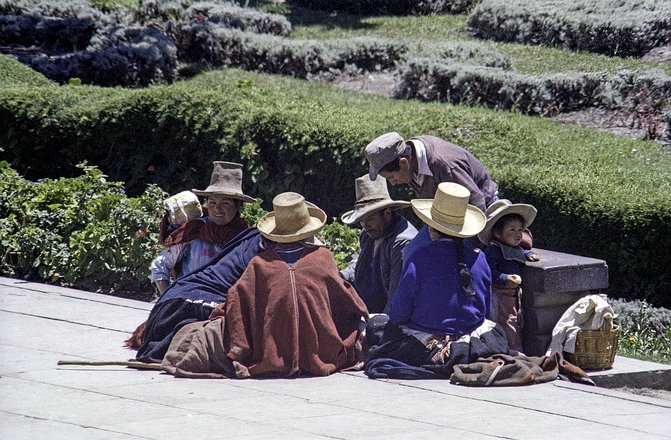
1,276,670,440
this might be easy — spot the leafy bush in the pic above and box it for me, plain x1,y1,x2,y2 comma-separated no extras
20,26,178,86
0,161,167,293
0,15,96,50
0,0,113,28
320,219,360,270
396,61,671,118
611,298,671,363
1,65,670,308
0,163,360,293
0,53,54,86
186,1,292,36
468,0,671,57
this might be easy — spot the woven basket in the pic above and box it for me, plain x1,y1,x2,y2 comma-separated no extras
564,319,620,370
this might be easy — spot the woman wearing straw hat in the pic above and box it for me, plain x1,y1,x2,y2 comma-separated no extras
364,183,509,379
340,175,417,314
149,162,255,296
224,192,369,378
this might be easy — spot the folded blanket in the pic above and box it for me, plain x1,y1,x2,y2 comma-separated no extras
450,352,595,386
161,317,234,379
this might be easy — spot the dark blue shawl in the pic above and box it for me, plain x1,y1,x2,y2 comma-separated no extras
136,227,261,363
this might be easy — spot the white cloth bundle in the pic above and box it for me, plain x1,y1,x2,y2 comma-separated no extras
545,294,615,355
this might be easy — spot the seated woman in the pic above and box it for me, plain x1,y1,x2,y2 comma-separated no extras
364,182,509,379
135,227,262,363
223,192,369,378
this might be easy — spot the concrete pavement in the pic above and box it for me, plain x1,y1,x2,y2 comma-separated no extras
1,276,670,440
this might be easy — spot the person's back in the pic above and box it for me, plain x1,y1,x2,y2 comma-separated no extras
390,237,490,335
225,192,369,378
411,135,498,209
226,245,368,377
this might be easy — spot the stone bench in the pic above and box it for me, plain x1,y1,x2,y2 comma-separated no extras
521,248,609,356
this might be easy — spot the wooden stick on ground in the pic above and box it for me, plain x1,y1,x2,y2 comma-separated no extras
57,360,163,370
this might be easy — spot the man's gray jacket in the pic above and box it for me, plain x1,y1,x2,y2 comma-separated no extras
340,213,417,313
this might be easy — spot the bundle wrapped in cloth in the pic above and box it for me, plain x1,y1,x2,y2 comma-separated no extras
164,191,203,226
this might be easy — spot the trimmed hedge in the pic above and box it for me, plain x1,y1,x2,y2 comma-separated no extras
20,26,178,87
396,60,671,120
0,54,55,87
468,0,671,57
1,59,670,308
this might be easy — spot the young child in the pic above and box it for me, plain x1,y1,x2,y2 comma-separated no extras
478,200,540,352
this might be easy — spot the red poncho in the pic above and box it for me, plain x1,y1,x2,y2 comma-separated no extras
225,246,369,377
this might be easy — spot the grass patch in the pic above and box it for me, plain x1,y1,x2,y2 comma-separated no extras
287,5,671,76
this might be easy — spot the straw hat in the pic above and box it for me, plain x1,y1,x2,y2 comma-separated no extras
257,192,327,243
340,175,410,225
192,161,255,203
410,182,486,238
477,199,537,244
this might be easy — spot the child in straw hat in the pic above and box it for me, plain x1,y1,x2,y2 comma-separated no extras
223,192,369,378
478,200,539,352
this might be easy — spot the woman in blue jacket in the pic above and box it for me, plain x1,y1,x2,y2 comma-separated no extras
365,183,508,379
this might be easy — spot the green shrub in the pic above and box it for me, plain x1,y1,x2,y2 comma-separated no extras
0,161,167,294
0,55,55,87
1,64,670,308
468,0,671,57
611,298,671,364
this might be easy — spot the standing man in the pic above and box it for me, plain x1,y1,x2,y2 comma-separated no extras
364,132,499,260
340,175,417,313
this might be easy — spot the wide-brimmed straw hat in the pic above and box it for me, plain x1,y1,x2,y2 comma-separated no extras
341,175,410,225
411,182,486,238
257,192,327,243
192,161,255,203
477,199,537,244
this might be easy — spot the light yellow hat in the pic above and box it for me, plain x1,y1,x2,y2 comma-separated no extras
410,182,486,238
257,192,327,243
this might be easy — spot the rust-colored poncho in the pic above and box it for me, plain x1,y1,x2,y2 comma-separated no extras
225,246,369,377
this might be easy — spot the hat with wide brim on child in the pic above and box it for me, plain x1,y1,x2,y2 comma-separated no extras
257,192,327,243
411,182,486,238
477,199,537,244
341,175,410,225
192,161,255,203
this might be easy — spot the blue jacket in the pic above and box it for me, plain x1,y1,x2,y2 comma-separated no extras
389,238,491,335
483,241,532,287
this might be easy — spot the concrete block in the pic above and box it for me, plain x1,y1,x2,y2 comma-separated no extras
523,304,571,335
522,248,608,295
522,333,552,357
524,290,591,309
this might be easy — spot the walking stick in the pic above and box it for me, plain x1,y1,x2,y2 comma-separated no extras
57,360,163,370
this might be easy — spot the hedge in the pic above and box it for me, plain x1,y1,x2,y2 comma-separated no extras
468,0,671,57
1,58,670,308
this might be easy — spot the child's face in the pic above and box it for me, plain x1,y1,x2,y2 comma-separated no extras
493,217,525,247
207,195,239,226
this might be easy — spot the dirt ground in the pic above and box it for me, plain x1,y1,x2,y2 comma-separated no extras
613,387,671,402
